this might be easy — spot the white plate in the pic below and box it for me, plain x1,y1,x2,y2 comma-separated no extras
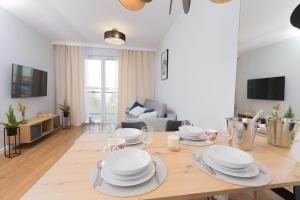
126,137,143,145
101,162,155,186
126,136,142,142
104,148,151,176
207,145,254,169
180,133,206,141
206,152,255,173
203,151,259,178
114,128,142,141
179,126,204,137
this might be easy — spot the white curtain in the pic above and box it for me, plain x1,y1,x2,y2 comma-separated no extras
118,50,155,122
54,45,85,126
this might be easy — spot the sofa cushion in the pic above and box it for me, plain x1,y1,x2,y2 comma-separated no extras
144,108,155,113
144,99,167,118
129,106,146,117
129,101,144,111
138,111,158,119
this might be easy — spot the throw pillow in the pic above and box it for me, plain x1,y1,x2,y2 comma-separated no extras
144,108,155,113
129,106,146,117
138,111,158,119
129,101,144,111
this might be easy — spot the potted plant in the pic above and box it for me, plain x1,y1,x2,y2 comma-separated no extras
58,100,71,117
283,106,295,122
2,105,20,136
16,101,27,123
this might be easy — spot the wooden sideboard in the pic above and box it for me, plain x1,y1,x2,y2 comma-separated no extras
19,115,60,144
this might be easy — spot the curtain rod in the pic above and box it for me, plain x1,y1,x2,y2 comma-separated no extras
52,41,157,52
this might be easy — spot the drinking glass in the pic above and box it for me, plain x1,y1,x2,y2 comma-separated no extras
141,126,153,147
220,128,233,146
204,129,218,143
104,137,125,152
181,120,190,126
105,123,116,134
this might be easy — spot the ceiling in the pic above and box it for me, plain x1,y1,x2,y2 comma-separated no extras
0,0,182,50
239,0,300,54
3,0,299,53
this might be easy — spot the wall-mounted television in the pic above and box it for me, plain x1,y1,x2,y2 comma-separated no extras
11,64,47,98
247,76,285,100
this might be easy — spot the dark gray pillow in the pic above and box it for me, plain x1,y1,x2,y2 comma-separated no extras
144,99,167,118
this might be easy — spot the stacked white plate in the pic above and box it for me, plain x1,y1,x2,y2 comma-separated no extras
114,128,143,145
178,125,206,141
202,145,259,178
101,148,155,187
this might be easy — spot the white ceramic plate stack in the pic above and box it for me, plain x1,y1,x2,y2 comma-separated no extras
178,126,206,141
202,145,259,178
114,128,143,145
101,148,156,187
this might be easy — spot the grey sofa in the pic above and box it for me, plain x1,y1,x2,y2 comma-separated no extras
125,99,177,131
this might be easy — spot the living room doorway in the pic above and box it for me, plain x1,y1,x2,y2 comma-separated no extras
85,58,119,125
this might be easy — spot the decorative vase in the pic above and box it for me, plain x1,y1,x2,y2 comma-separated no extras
21,114,27,124
64,112,69,117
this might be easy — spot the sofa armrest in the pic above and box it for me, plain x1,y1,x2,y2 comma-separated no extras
166,113,177,121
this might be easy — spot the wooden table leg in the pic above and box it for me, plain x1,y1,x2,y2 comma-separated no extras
254,190,258,200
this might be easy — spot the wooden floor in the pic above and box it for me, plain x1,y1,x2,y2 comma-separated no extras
0,126,284,200
0,126,82,200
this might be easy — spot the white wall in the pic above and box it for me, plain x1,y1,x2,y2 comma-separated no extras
0,8,55,148
155,1,240,129
235,37,300,118
87,47,120,59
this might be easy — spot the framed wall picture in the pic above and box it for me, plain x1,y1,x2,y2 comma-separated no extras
161,49,169,80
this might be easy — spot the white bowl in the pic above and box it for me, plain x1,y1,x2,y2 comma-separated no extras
104,148,151,176
114,128,142,141
179,125,204,137
207,145,254,169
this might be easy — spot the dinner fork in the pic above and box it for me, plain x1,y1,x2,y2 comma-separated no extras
194,154,216,176
93,160,104,187
152,160,160,185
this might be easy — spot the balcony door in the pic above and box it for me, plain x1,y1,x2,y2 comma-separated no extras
85,58,118,124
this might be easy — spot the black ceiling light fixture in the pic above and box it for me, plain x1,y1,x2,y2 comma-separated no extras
291,4,300,29
182,0,191,14
104,29,126,45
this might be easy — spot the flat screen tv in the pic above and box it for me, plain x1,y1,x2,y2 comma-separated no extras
247,76,285,100
11,64,47,98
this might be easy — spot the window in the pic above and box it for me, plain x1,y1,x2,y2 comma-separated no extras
85,59,119,124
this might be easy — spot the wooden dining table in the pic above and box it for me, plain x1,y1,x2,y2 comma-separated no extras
21,132,300,200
